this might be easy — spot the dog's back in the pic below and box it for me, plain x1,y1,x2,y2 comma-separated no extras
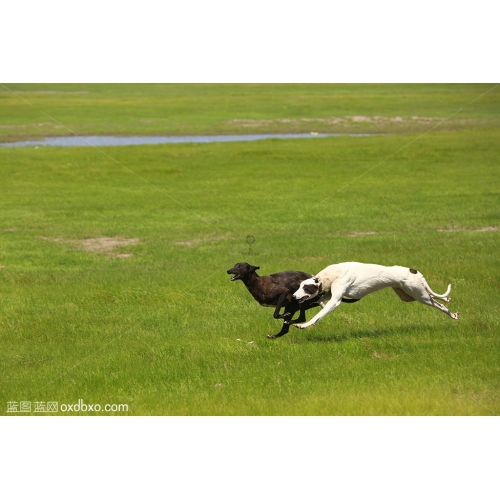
252,270,313,305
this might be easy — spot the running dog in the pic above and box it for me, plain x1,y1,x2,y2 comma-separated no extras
293,262,459,329
227,262,358,339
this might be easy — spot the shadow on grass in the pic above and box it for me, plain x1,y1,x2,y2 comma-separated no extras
289,324,427,343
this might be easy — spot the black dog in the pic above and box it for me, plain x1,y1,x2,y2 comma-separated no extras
227,262,358,339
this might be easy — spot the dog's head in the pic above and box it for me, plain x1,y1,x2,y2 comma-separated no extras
227,262,260,281
293,276,322,303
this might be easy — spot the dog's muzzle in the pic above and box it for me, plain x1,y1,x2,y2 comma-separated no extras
227,271,243,281
295,295,309,304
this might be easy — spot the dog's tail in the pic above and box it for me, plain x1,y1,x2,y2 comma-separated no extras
424,281,452,300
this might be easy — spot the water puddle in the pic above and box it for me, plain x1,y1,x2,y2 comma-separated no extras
0,133,375,148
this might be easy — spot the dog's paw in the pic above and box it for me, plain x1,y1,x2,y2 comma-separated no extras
267,334,276,339
452,312,460,320
294,323,307,329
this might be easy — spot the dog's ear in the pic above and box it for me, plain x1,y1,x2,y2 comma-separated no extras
314,277,320,283
251,265,260,271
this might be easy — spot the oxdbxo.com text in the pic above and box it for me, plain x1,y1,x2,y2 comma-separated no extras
60,399,128,413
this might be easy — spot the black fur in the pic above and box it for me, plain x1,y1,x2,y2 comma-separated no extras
227,262,358,339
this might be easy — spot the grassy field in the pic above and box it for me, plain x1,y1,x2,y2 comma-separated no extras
1,83,499,140
0,84,499,415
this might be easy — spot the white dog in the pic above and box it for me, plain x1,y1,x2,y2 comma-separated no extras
293,262,459,329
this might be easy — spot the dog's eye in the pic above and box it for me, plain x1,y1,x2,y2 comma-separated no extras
303,285,318,294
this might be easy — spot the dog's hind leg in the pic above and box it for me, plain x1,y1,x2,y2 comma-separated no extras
402,283,459,320
419,294,460,319
430,295,452,304
393,287,416,302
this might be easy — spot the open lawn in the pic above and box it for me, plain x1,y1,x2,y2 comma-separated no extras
1,83,499,140
0,84,499,415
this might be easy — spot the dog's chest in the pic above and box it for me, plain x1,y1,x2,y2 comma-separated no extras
245,287,277,306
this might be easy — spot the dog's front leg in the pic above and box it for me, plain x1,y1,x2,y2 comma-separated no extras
288,302,306,323
295,292,344,329
267,321,291,340
290,298,322,324
273,293,289,320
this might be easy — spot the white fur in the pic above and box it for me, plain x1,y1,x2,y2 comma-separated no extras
293,262,459,329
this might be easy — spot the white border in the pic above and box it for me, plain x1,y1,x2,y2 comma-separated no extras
2,1,499,82
2,417,498,498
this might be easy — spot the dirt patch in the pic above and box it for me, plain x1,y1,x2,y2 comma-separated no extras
40,236,139,258
228,116,470,128
78,237,139,253
173,236,226,246
0,124,27,129
174,240,198,246
0,90,90,95
347,231,380,237
437,226,498,233
0,122,64,130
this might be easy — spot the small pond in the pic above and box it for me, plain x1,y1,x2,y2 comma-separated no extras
0,133,374,148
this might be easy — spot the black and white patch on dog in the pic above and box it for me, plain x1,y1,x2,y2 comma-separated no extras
293,277,321,303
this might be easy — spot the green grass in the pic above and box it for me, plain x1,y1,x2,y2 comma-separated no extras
1,83,499,140
0,84,499,415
